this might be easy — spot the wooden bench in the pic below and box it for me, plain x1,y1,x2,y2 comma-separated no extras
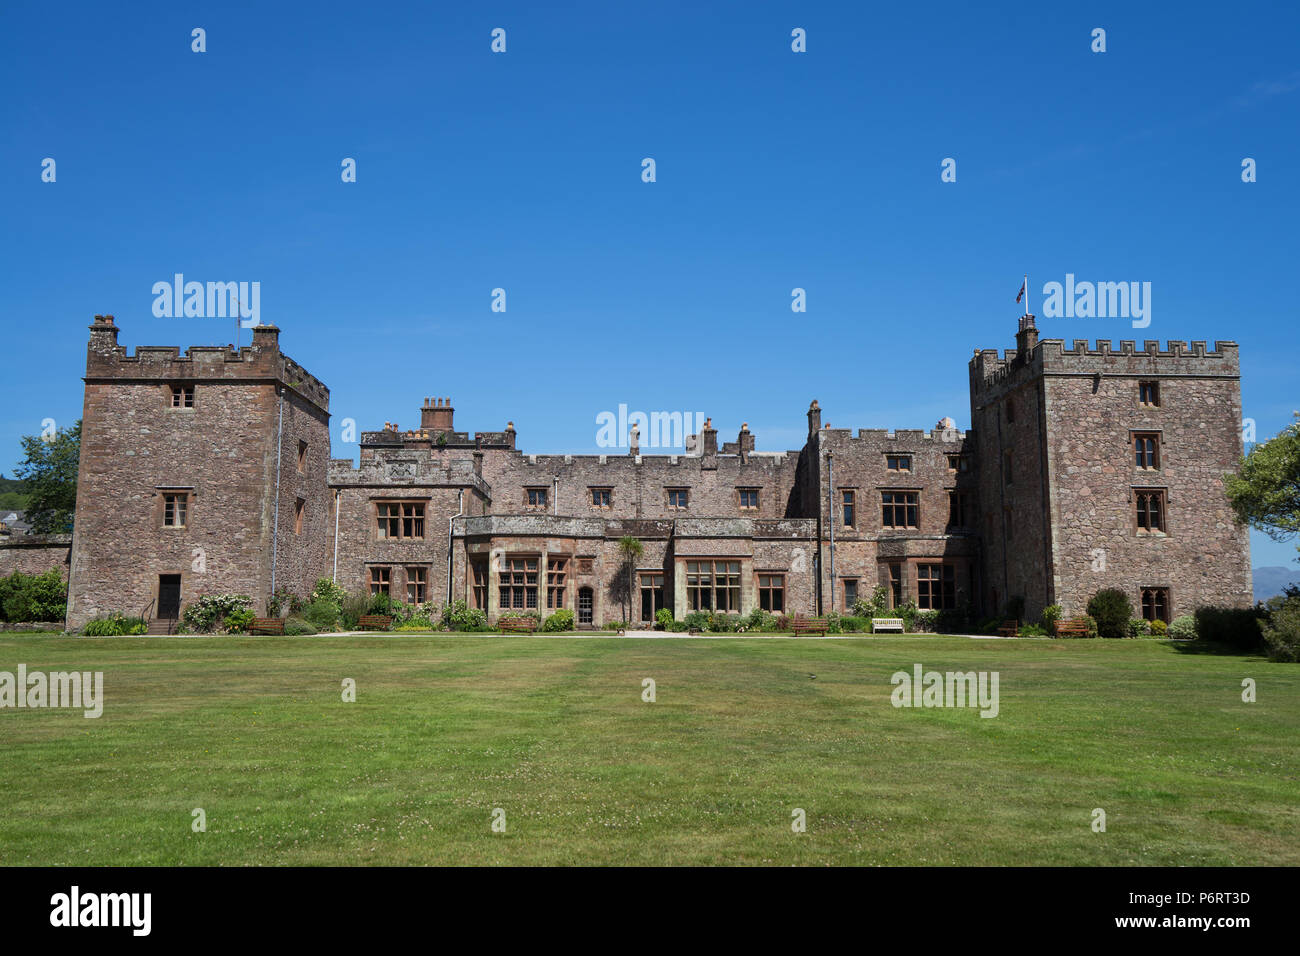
997,619,1020,637
792,616,829,636
250,617,284,635
1054,618,1090,638
872,617,905,633
358,614,392,631
499,617,538,634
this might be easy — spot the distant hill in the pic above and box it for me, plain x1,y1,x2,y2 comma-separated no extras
0,474,28,511
1254,565,1300,601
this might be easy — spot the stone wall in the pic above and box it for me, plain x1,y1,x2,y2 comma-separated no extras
0,535,71,579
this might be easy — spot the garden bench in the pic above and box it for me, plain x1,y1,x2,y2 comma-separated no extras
1054,618,1090,638
499,618,538,634
871,617,905,633
358,615,392,631
997,619,1020,637
792,616,829,636
250,617,284,635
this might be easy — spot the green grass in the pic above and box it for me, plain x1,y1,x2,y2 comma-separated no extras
1,634,1296,865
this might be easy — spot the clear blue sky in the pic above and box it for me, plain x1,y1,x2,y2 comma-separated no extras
2,1,1297,567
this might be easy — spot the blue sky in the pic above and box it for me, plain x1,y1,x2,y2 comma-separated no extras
2,1,1297,566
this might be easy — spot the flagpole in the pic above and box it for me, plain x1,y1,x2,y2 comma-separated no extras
1024,273,1028,316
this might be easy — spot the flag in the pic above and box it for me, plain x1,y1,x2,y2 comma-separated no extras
1016,278,1026,304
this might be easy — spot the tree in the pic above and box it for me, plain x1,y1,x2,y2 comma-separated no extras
1226,412,1300,558
617,536,644,623
14,421,80,533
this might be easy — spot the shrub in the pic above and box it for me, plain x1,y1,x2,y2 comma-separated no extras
976,617,1001,635
852,585,890,619
912,609,940,633
744,608,777,632
0,569,67,622
1261,586,1300,662
541,608,575,633
895,599,919,632
667,620,689,632
283,616,317,636
775,614,790,632
340,592,369,630
1149,619,1168,637
838,615,871,633
81,612,147,636
683,611,710,631
708,613,742,633
1128,618,1151,638
224,608,256,634
267,587,303,618
1168,614,1198,641
1019,623,1048,637
441,600,489,632
180,594,254,634
1087,589,1133,639
395,614,434,631
655,608,674,630
1084,615,1099,638
603,619,625,630
310,578,347,608
366,591,394,616
300,599,340,631
1040,604,1063,631
1195,605,1266,651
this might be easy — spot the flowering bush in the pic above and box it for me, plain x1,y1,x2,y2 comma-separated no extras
179,594,253,634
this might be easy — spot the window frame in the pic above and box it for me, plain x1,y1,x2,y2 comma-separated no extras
376,501,426,540
685,559,741,612
1140,586,1170,622
916,563,956,610
169,384,195,409
500,555,539,610
406,566,427,603
841,489,856,529
881,490,919,529
1133,431,1161,470
590,487,612,509
162,492,189,529
885,454,912,473
525,487,549,510
1138,380,1161,407
1135,488,1167,534
369,566,391,596
757,573,785,613
737,488,760,511
666,488,690,511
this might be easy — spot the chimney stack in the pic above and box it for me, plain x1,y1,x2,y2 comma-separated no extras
1016,314,1038,360
88,314,119,353
251,324,281,351
807,400,821,437
421,396,454,432
738,422,754,462
702,417,717,457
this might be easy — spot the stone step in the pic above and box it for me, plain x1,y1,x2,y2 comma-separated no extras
146,618,175,635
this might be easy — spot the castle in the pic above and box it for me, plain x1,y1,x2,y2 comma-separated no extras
63,313,1253,630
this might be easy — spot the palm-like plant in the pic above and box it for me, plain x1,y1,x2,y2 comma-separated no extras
617,536,644,623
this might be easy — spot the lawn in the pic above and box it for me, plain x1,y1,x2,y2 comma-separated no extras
0,634,1295,865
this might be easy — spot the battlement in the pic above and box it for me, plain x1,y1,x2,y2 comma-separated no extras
971,334,1240,395
83,315,329,411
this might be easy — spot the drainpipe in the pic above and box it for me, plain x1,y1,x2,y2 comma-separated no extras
827,450,835,613
553,475,558,516
270,385,284,599
332,489,340,583
447,488,464,604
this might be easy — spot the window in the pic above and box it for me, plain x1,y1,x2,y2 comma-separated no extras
526,487,548,509
917,564,956,610
886,454,912,472
547,558,567,609
640,573,666,622
888,563,903,607
947,490,971,529
946,454,969,473
738,488,759,510
843,579,858,610
377,502,425,539
1134,432,1161,470
294,497,305,534
169,385,194,408
667,488,689,510
500,557,539,610
881,491,918,529
369,566,390,596
1136,489,1166,533
841,489,856,528
471,561,488,609
1141,586,1170,622
406,566,426,603
591,488,612,509
163,492,188,528
686,560,740,612
758,574,785,613
1139,381,1160,407
1004,451,1014,485
297,440,308,473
